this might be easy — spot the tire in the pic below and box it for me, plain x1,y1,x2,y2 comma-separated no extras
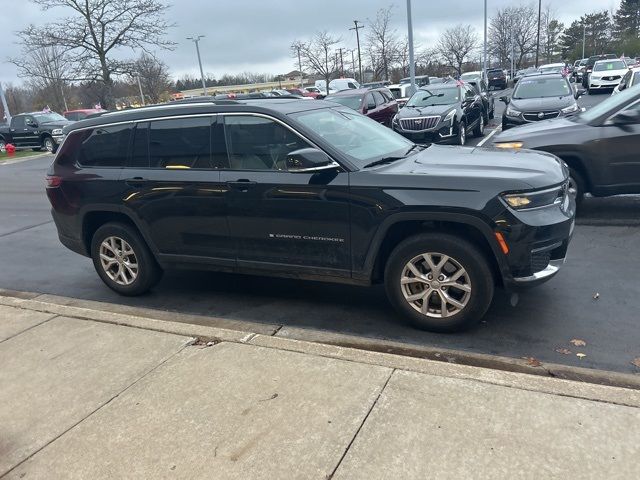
0,139,5,153
91,222,163,296
42,136,57,153
568,168,585,208
489,105,495,120
473,115,485,137
384,233,495,332
455,120,466,145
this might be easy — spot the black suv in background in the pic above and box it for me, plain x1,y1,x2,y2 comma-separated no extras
392,83,485,145
47,98,575,332
487,69,507,89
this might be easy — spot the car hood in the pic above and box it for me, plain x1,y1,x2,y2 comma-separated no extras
509,95,575,112
40,120,74,129
376,144,567,191
398,104,453,117
494,117,579,141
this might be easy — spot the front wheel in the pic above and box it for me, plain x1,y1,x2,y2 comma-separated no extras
91,222,163,296
568,168,585,207
473,115,485,137
384,233,495,332
0,139,6,153
455,120,466,145
42,136,57,153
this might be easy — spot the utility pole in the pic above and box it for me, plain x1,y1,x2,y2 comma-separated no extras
350,20,365,83
136,75,146,106
582,23,586,59
294,44,304,88
349,49,356,77
187,35,207,96
483,0,487,75
0,82,10,124
534,0,542,68
406,0,416,94
338,48,345,77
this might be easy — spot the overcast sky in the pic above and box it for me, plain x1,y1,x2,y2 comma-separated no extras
0,0,621,85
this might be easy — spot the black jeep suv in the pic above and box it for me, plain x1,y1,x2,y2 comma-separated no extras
47,98,575,332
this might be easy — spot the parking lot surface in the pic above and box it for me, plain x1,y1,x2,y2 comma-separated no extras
1,91,638,375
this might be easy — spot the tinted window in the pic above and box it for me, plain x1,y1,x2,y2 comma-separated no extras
149,117,211,169
76,124,132,167
365,94,376,109
372,91,386,106
633,71,640,86
130,123,149,168
348,82,357,89
64,113,77,121
12,116,25,128
223,115,310,171
327,95,363,110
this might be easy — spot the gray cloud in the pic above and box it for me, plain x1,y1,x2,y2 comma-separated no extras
0,0,621,84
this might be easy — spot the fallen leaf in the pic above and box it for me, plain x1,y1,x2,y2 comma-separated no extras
631,358,640,368
576,353,586,359
570,339,587,347
593,292,600,299
523,356,542,367
555,348,571,355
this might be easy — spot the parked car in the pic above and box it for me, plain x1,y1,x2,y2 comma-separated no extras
399,75,430,87
494,83,640,205
587,59,629,93
612,65,640,95
572,58,588,82
464,78,495,121
46,97,575,332
287,88,319,99
329,78,360,92
459,71,485,83
0,112,71,153
487,68,507,89
621,56,636,66
326,88,398,126
362,81,391,89
538,63,566,75
429,77,444,84
63,108,106,121
500,73,584,130
392,82,485,145
513,67,538,84
581,54,618,89
388,83,418,108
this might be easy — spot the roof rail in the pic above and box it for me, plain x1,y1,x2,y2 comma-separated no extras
169,96,240,105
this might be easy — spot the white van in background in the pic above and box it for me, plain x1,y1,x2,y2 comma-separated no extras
329,78,360,92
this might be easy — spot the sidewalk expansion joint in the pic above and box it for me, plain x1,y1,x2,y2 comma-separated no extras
0,341,191,480
326,368,395,480
0,313,58,346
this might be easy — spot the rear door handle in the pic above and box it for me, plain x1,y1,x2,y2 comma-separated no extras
124,177,149,187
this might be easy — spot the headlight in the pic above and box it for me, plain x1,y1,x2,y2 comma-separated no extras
443,110,456,124
52,128,63,135
494,142,523,149
505,106,521,117
392,114,399,124
561,104,579,114
502,185,565,210
590,75,600,81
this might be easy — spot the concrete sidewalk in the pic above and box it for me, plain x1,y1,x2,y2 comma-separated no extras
1,299,639,479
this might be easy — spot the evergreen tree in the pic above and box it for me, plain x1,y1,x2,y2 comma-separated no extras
613,0,640,54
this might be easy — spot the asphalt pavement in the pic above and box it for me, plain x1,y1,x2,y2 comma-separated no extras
1,90,638,376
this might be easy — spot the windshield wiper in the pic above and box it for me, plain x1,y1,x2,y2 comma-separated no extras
405,143,429,155
362,156,406,168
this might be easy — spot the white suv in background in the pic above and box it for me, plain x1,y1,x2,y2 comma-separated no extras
612,65,640,95
588,59,629,93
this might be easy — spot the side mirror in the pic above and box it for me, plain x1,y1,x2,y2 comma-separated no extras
612,109,640,126
619,82,627,91
575,89,586,99
286,148,338,172
500,95,509,104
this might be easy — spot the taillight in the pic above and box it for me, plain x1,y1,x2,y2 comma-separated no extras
46,175,62,188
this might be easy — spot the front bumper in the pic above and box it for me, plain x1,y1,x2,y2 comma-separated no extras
52,134,65,145
589,79,621,90
512,258,565,284
392,121,458,144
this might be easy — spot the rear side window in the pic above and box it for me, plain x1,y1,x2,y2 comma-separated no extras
372,91,386,106
149,117,211,169
76,124,132,167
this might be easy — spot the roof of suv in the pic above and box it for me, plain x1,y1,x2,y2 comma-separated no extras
64,99,334,132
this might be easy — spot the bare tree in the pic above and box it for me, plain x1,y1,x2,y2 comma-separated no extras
12,0,175,108
437,24,479,76
488,5,540,70
366,6,399,81
131,54,171,104
294,32,341,93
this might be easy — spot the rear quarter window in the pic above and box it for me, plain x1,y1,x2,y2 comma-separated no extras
76,124,132,167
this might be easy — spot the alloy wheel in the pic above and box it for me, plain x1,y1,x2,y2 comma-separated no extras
459,123,466,145
44,138,54,153
0,141,6,153
400,252,472,318
568,176,579,199
99,236,138,286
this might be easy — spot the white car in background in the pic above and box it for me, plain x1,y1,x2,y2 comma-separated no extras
387,83,418,108
612,65,640,95
588,59,629,93
537,62,566,74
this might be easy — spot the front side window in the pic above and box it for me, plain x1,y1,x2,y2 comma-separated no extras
372,91,386,106
291,108,412,168
76,124,132,167
513,78,571,99
12,116,25,128
149,117,211,169
223,115,311,171
327,95,363,111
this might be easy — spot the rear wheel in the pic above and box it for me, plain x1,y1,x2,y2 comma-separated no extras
568,168,585,207
473,115,485,137
91,222,163,296
384,233,494,332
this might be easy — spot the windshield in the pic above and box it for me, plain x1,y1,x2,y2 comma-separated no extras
326,95,362,110
32,113,65,123
513,77,571,99
594,60,626,71
406,87,459,106
577,84,640,123
291,108,412,168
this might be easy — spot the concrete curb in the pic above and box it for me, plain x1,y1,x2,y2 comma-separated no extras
1,291,639,399
0,152,50,165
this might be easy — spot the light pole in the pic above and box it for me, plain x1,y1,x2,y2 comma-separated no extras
136,75,145,106
483,0,487,74
0,82,10,124
187,35,207,96
406,0,416,94
534,0,542,68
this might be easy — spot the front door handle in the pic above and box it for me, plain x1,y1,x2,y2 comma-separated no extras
124,177,149,187
226,179,257,192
